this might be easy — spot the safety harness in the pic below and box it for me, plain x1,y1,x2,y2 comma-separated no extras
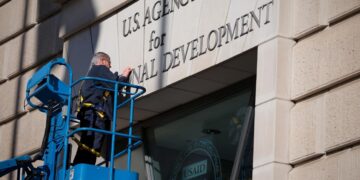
76,90,111,119
73,90,111,157
71,136,101,157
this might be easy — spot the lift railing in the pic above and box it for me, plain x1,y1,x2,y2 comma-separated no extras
22,57,145,180
68,77,145,179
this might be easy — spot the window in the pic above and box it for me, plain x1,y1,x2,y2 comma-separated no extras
144,78,255,180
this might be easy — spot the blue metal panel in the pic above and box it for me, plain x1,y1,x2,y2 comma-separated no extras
26,58,66,89
0,156,31,177
33,75,69,105
67,164,138,180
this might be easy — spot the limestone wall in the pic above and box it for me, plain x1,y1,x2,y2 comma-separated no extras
0,0,63,161
289,0,360,179
0,0,133,179
0,0,359,180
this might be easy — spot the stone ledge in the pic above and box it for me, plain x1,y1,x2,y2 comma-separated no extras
0,0,9,7
256,37,295,105
289,157,326,180
0,0,38,44
37,0,62,22
1,14,62,79
327,0,360,24
0,111,46,160
0,70,34,122
0,45,5,82
253,163,292,180
254,99,294,167
62,28,93,82
59,0,134,39
324,78,360,152
290,77,360,164
292,13,360,100
289,94,325,164
0,63,65,122
289,146,360,180
293,24,327,40
292,0,328,39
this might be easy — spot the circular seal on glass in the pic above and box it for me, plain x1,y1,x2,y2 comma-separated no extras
170,139,222,180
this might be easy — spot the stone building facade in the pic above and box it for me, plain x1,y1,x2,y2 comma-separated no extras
0,0,359,179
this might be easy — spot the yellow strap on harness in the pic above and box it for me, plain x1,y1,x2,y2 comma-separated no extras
82,102,94,108
71,137,101,157
96,111,105,119
77,92,107,119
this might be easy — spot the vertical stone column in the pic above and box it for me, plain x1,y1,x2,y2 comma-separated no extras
253,37,295,180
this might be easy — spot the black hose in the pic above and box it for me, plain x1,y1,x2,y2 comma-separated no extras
32,109,52,162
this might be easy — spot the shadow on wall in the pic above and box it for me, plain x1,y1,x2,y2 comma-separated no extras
62,2,99,83
6,0,167,178
8,0,98,179
10,0,31,165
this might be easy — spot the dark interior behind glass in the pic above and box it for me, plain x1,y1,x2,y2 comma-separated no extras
144,78,255,180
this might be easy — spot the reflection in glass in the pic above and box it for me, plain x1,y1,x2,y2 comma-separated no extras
145,86,254,180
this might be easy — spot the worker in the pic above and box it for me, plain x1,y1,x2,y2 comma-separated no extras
73,52,132,165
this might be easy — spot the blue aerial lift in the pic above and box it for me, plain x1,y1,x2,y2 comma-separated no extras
0,58,145,180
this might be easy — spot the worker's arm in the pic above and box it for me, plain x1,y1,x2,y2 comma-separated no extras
94,65,131,88
117,66,132,83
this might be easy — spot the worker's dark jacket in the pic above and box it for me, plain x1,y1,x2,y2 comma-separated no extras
80,65,128,120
